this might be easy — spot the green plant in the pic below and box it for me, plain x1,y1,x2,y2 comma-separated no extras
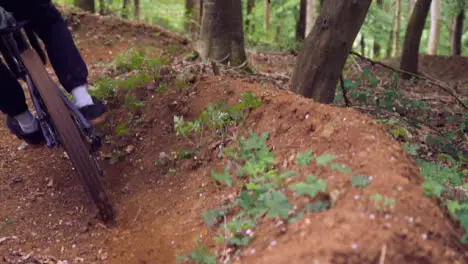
176,240,216,264
124,93,145,111
370,193,396,212
351,175,371,188
289,174,326,199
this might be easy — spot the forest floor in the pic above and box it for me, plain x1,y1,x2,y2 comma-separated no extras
1,8,467,264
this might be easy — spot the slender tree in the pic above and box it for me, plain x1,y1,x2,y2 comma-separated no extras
400,0,432,79
246,0,256,32
134,0,140,20
428,0,441,55
99,0,105,15
373,0,383,58
305,0,317,37
75,0,95,12
392,0,401,56
290,0,372,103
264,0,271,39
296,0,307,40
451,3,465,55
122,0,130,18
197,0,247,66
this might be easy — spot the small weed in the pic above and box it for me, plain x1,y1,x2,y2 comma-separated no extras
370,193,396,212
176,241,216,264
351,175,371,188
289,174,327,199
90,76,120,100
124,93,145,112
316,153,337,167
156,82,169,94
294,150,314,166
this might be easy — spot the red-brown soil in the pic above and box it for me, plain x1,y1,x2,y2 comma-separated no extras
1,8,467,264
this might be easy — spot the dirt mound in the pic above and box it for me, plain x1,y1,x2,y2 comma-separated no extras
419,55,468,83
175,77,466,264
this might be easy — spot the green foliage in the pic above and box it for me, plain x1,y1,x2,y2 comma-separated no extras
174,115,201,138
370,193,396,212
264,191,293,219
289,174,326,198
294,150,314,166
315,153,337,167
124,93,145,111
351,175,371,188
176,240,216,264
211,166,233,186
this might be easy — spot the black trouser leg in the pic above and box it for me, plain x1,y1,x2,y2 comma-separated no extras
0,0,88,92
0,61,28,116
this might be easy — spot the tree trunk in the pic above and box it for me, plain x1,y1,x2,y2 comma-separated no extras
427,0,441,55
134,0,140,20
264,0,271,39
290,0,372,103
122,0,130,18
360,34,365,56
99,0,105,15
409,0,416,17
197,0,247,66
296,0,307,40
185,0,196,33
75,0,95,12
400,0,432,79
392,0,401,57
305,0,317,37
246,0,256,33
386,14,394,58
451,9,465,56
373,0,383,57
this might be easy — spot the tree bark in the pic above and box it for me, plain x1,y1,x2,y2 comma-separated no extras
373,0,383,57
392,0,401,56
75,0,95,12
246,0,256,33
305,0,317,37
185,0,197,34
427,0,441,55
134,0,140,20
122,0,130,18
360,34,365,56
296,0,307,40
99,0,105,15
197,0,247,66
290,0,372,104
400,0,432,79
451,9,465,56
264,0,271,39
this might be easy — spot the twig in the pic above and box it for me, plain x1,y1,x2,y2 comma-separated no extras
339,75,351,107
350,53,363,72
133,207,142,223
349,51,468,110
379,244,387,264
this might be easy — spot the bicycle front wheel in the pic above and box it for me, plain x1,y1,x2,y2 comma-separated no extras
20,48,115,222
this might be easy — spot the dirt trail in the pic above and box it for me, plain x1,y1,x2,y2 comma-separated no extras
1,9,467,264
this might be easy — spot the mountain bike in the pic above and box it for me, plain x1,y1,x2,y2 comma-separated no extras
0,20,115,223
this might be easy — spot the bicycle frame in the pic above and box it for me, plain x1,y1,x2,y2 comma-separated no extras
0,21,102,157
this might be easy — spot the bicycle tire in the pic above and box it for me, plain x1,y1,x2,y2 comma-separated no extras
20,48,115,222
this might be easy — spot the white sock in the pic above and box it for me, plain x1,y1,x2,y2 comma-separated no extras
71,84,94,108
14,110,38,134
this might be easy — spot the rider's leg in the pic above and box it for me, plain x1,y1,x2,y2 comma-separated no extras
0,61,44,144
1,0,107,124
